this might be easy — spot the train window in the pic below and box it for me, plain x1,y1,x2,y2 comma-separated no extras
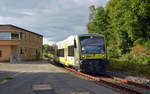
57,49,64,57
51,47,54,55
0,50,2,57
68,45,74,56
57,49,59,56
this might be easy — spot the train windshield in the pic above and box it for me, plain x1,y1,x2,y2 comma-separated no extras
79,36,105,54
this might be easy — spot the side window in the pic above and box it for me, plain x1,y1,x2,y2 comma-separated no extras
0,50,2,57
68,45,74,56
51,47,55,55
57,49,59,56
57,49,64,57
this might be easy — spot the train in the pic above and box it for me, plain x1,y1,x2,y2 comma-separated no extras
50,34,109,73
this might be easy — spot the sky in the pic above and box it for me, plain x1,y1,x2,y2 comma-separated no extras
0,0,108,45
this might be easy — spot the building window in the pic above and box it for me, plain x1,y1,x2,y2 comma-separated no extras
11,33,20,40
0,32,21,40
57,49,64,57
20,32,22,40
0,50,2,57
19,48,24,54
24,33,26,41
68,45,74,56
0,33,11,40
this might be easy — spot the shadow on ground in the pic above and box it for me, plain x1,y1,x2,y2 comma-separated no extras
0,70,114,94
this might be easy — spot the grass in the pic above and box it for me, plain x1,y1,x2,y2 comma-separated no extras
5,77,14,80
109,58,150,77
0,62,10,65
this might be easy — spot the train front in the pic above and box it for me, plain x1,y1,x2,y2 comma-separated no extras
78,34,109,73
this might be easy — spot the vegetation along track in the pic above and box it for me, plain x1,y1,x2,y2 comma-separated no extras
65,67,150,94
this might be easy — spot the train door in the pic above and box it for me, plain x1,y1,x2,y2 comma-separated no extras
65,44,68,66
74,38,80,68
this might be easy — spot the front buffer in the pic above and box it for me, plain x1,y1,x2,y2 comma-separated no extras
79,59,109,74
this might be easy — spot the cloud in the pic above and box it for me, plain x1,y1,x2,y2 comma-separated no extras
0,0,108,43
43,38,55,45
19,10,35,16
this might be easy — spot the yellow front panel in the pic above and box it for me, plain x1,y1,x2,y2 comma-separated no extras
81,54,105,59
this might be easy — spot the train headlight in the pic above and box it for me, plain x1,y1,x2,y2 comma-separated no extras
102,54,105,58
82,47,85,50
82,55,85,59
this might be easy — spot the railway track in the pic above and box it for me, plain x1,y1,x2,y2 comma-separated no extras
65,67,150,94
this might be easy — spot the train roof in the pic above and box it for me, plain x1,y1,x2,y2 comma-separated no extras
57,35,75,49
78,33,104,37
56,33,104,49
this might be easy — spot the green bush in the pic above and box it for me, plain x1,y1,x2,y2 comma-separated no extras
145,40,150,49
147,58,150,65
108,47,121,58
134,38,145,46
43,53,49,58
109,53,150,76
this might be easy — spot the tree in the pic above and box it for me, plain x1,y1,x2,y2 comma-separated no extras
87,5,107,35
105,0,150,55
87,0,150,57
43,44,51,53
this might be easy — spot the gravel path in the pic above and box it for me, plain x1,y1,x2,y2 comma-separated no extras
107,67,150,87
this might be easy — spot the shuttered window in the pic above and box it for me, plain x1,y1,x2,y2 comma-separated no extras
68,45,74,56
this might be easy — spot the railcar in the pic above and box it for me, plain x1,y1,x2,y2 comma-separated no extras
50,34,109,73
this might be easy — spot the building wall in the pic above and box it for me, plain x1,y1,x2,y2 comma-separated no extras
0,46,11,61
16,28,43,61
0,25,43,62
